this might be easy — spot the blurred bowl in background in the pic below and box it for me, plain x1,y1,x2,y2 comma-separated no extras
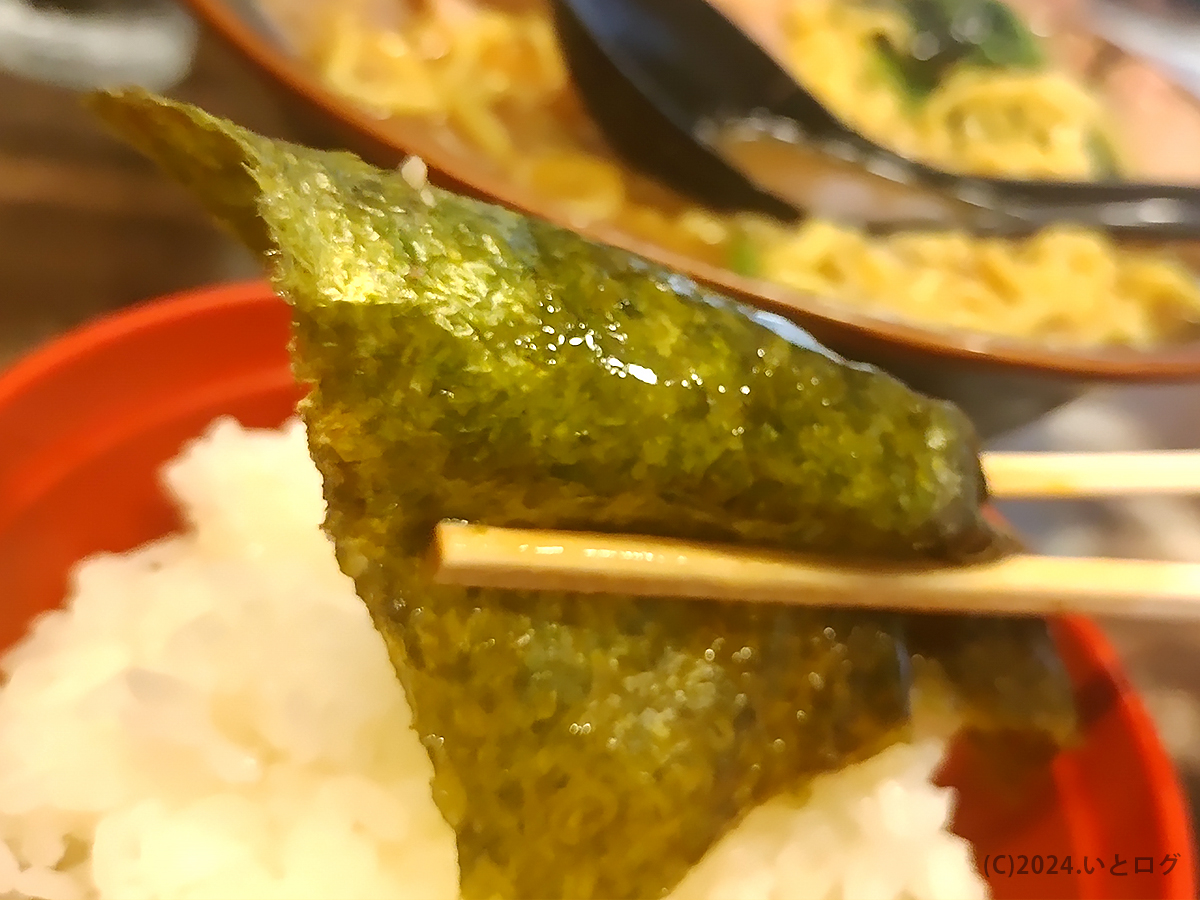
179,0,1200,438
0,0,198,91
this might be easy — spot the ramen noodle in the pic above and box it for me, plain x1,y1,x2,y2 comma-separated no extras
267,0,1200,348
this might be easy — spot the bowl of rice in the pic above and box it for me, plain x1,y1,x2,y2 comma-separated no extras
0,279,1194,900
176,0,1200,437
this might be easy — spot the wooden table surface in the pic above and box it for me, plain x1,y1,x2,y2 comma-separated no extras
0,29,296,366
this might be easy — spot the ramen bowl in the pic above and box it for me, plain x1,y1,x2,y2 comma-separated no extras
168,0,1200,438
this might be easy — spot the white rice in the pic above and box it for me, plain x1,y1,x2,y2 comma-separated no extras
0,418,990,900
399,155,428,190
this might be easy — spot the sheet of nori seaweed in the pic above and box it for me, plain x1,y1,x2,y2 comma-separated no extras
89,89,1077,900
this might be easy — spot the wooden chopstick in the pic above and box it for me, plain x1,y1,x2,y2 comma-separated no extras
431,521,1200,620
982,450,1200,499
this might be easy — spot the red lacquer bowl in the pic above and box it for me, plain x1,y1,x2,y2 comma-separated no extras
0,282,1193,899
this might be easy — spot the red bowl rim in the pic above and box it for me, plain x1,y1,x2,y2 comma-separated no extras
1058,616,1197,897
0,281,1195,898
0,280,276,419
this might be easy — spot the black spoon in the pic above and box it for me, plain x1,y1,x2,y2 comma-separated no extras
549,0,1200,239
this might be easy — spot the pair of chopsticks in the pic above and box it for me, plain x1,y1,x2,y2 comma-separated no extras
430,451,1200,620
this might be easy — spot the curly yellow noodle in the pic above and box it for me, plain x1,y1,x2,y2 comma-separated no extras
782,0,1123,177
302,0,1200,349
783,0,919,156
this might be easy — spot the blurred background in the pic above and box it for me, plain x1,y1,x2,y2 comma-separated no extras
0,6,265,367
5,0,1200,875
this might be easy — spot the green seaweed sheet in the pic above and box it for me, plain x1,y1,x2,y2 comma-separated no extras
90,89,1077,900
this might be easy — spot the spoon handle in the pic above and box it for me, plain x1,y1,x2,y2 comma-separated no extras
955,178,1200,238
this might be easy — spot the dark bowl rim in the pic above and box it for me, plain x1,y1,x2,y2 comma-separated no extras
185,0,1200,382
